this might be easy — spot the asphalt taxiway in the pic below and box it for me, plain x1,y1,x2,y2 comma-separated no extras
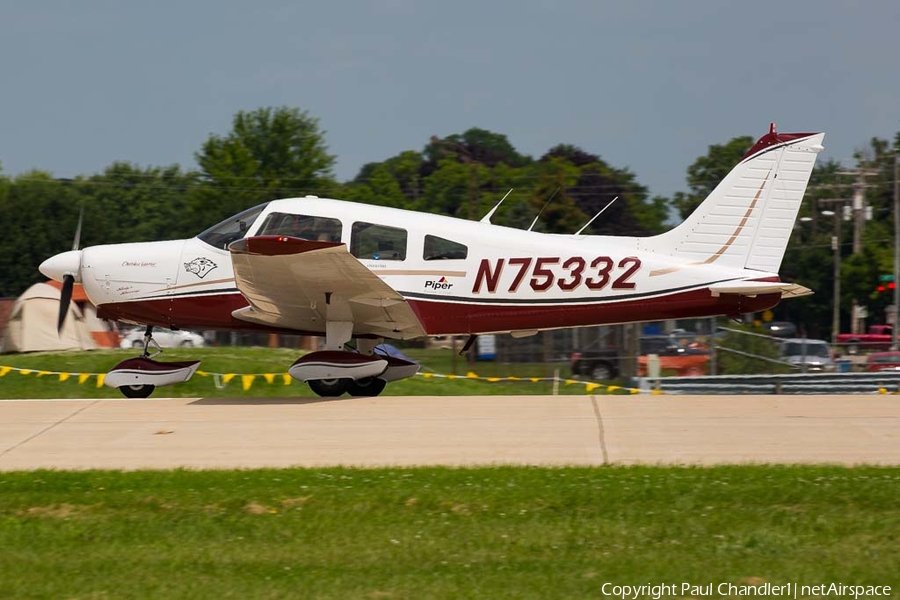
1,395,898,470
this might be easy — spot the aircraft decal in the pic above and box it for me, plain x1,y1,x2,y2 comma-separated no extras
472,256,642,294
184,257,218,279
424,276,453,291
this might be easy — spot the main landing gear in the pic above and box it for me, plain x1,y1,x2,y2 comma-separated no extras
289,322,419,398
105,325,201,399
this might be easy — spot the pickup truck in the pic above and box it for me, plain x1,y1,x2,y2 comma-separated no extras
570,335,710,380
837,325,894,354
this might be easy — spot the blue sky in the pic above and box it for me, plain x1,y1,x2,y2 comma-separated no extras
1,1,898,200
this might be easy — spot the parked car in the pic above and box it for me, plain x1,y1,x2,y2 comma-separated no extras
865,351,900,372
636,336,709,377
779,338,834,371
571,334,709,380
119,327,206,349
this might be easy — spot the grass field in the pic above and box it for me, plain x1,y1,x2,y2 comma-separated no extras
0,466,897,599
0,347,625,399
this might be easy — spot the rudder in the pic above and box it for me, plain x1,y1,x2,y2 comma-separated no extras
643,125,824,273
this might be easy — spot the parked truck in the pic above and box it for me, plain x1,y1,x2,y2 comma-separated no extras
837,325,894,354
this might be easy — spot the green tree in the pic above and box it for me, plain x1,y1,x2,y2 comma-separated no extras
0,173,81,296
422,128,531,176
523,158,584,234
420,158,491,219
350,151,424,209
528,145,668,236
344,163,406,208
193,107,337,228
77,163,201,245
672,135,754,219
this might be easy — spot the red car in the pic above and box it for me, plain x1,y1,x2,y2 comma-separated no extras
865,351,900,372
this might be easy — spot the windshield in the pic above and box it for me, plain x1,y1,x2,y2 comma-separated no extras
197,203,269,250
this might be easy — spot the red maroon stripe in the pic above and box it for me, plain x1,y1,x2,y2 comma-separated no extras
408,289,782,335
98,288,783,337
742,126,818,161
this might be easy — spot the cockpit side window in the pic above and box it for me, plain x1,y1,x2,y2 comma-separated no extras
350,222,407,261
197,203,269,250
257,212,342,242
423,235,468,260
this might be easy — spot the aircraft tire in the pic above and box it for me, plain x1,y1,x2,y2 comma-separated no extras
347,377,387,397
308,378,350,397
120,384,156,398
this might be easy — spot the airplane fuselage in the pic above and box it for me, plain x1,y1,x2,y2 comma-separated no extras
72,196,781,337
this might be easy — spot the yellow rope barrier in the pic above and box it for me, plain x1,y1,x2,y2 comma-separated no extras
0,364,646,394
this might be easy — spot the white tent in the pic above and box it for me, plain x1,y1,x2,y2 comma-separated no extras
0,282,98,353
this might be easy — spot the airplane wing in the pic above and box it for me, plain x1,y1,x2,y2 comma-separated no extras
708,281,812,299
228,236,426,339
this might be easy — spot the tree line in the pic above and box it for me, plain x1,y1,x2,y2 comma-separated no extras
1,106,898,341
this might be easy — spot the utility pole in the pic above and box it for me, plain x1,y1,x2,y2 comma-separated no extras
830,211,841,345
818,199,847,344
893,154,900,350
837,167,879,333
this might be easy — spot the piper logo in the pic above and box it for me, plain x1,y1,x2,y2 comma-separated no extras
425,276,453,290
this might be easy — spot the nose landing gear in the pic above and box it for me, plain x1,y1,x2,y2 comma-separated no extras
106,325,201,398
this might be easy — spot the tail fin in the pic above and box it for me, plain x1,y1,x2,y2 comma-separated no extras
643,125,824,273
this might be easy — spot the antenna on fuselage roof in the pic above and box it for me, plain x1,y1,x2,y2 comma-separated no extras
479,189,513,224
527,187,560,232
574,196,619,236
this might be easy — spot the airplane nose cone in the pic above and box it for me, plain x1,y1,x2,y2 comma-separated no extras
39,250,83,283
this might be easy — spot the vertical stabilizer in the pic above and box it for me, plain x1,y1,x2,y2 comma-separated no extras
643,126,824,273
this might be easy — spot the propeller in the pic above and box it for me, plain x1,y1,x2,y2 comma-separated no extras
72,204,83,252
57,274,75,334
56,205,84,334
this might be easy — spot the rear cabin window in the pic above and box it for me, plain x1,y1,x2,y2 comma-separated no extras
257,213,342,242
350,222,407,261
423,235,468,260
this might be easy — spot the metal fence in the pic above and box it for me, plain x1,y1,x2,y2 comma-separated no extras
644,372,900,395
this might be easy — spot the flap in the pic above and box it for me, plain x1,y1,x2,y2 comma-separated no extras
708,281,812,298
229,236,426,339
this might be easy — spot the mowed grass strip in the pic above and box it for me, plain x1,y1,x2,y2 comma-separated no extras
0,466,898,599
0,347,610,399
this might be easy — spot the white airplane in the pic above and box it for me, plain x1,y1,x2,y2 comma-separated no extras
40,124,824,398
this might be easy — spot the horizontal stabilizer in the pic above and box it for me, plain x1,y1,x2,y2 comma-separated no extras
708,281,812,298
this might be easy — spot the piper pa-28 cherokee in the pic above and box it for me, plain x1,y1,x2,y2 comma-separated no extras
40,124,824,398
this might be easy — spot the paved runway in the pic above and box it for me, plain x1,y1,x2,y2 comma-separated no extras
1,395,898,470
